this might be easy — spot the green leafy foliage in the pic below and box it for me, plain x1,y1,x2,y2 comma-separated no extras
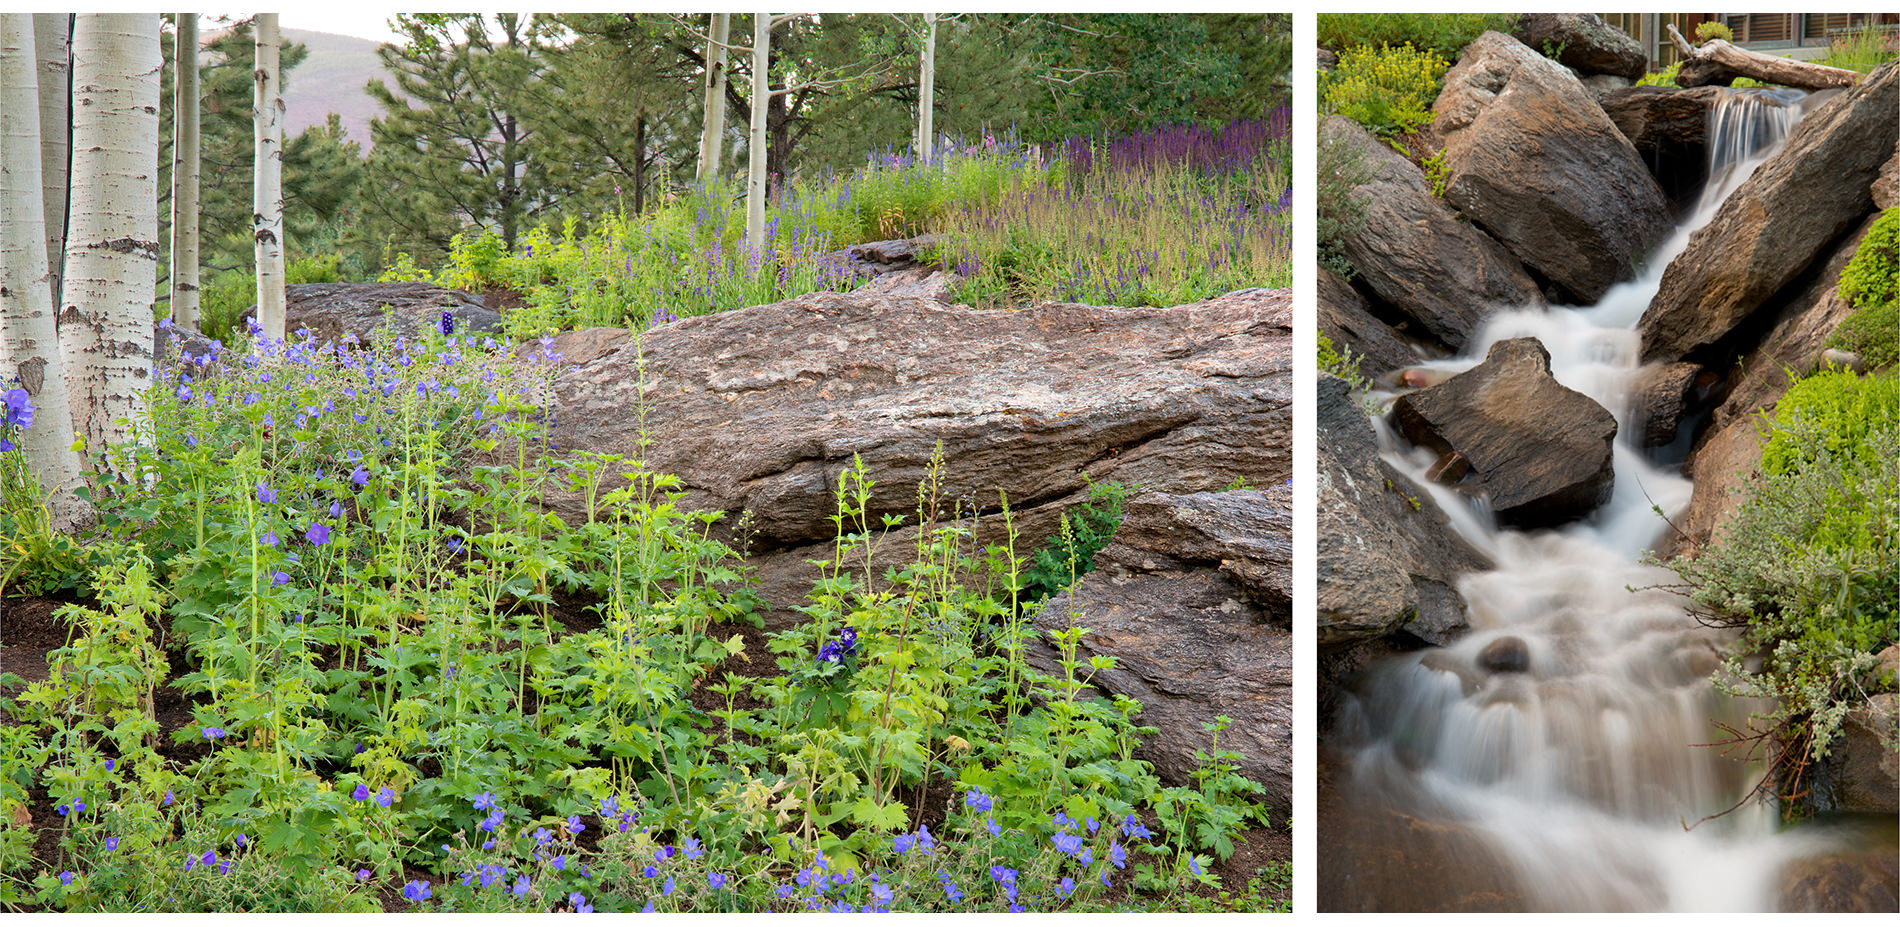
1019,481,1130,603
1694,21,1734,43
1827,209,1899,370
0,326,1265,910
1320,43,1452,139
1317,125,1374,279
1318,12,1516,59
1813,25,1900,73
1665,369,1899,772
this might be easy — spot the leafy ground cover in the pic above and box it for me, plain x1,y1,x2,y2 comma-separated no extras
378,116,1290,335
0,317,1282,911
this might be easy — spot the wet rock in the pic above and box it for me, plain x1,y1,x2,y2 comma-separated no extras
1628,361,1707,448
1029,487,1292,811
1706,211,1878,427
1640,61,1899,364
1434,31,1673,304
1878,149,1900,210
245,282,501,348
1322,116,1543,351
1665,416,1766,559
1779,848,1900,913
532,287,1292,624
1317,773,1528,912
1478,636,1531,674
1390,338,1619,530
1599,85,1727,207
1317,374,1491,648
1821,693,1899,815
1425,450,1471,485
1514,13,1648,81
1318,265,1422,379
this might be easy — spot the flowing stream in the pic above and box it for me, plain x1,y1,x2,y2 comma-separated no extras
1334,87,1857,911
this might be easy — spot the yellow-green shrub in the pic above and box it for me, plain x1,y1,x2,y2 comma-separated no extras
1321,43,1451,138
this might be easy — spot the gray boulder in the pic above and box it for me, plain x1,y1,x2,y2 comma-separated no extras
1640,61,1898,364
1030,487,1292,811
1322,116,1542,351
1390,338,1618,530
244,282,502,348
1434,31,1673,304
1513,13,1648,80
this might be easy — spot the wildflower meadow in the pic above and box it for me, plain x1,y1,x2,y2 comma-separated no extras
0,114,1290,914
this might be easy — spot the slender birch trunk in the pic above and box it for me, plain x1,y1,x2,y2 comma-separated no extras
252,13,284,340
170,13,200,329
745,13,770,256
918,13,936,164
58,13,159,463
0,15,86,525
696,12,729,183
32,14,68,309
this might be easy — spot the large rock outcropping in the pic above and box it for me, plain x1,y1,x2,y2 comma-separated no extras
1390,338,1618,530
1433,31,1673,304
1640,60,1899,364
1030,487,1292,809
1322,116,1542,351
529,287,1292,622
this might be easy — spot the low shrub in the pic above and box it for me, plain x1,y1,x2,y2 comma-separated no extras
1316,125,1374,279
1317,13,1514,60
1694,21,1735,44
1320,43,1451,139
1665,368,1899,797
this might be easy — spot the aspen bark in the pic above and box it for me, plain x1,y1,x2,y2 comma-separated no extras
58,12,160,462
745,13,770,256
697,12,729,183
0,15,86,525
170,13,200,329
252,13,285,340
918,13,936,164
32,13,67,308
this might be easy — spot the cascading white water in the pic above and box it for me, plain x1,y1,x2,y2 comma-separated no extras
1335,87,1846,912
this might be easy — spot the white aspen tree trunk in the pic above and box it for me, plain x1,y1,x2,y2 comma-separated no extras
745,13,770,256
696,12,729,184
252,13,285,341
170,13,200,329
918,13,936,164
0,15,86,526
58,12,160,464
32,14,67,309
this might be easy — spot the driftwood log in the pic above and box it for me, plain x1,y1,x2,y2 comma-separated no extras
1666,25,1863,90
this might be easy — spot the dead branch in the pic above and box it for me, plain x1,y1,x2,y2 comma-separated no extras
1666,25,1864,91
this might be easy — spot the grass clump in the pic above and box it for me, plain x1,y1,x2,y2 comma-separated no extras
1320,44,1452,139
934,116,1292,309
1317,13,1514,60
1664,368,1899,803
1814,25,1900,74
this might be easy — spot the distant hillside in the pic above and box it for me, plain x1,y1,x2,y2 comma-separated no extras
281,28,393,148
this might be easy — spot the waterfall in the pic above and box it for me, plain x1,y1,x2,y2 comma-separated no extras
1334,87,1844,912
